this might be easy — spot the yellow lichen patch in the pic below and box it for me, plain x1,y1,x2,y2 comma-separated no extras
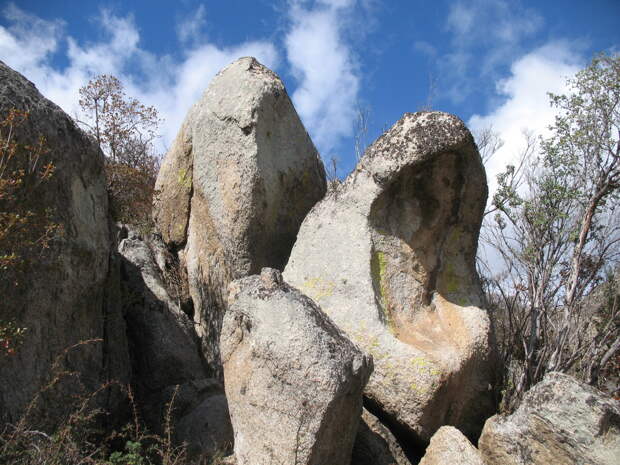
371,249,397,334
442,262,460,294
362,334,389,362
410,355,442,377
177,168,192,189
300,277,335,301
409,382,428,394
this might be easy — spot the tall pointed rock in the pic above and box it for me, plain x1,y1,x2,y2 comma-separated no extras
153,57,327,375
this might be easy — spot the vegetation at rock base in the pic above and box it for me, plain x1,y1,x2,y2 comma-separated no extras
479,52,620,411
77,75,161,230
0,341,228,464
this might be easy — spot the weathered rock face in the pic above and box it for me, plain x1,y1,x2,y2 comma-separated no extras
0,61,130,425
118,229,205,391
222,268,372,465
352,409,412,465
154,57,326,376
175,390,234,459
117,228,232,456
284,111,494,442
419,426,484,465
479,372,620,465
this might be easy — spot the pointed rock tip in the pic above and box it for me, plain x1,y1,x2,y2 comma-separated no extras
218,56,280,83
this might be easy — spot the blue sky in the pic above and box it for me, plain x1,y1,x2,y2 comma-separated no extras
1,0,619,182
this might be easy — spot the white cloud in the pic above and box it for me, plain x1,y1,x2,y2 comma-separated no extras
176,5,207,45
0,3,64,79
446,0,543,49
0,3,278,154
438,0,545,103
0,1,368,162
468,41,584,197
284,0,360,157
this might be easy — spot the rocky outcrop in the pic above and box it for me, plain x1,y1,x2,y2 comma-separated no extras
118,228,205,424
0,61,130,425
479,372,620,465
222,268,372,465
284,112,494,442
352,409,412,465
118,228,206,392
419,426,484,465
117,228,232,456
154,57,326,377
175,389,233,459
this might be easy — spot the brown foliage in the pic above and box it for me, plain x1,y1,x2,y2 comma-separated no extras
0,109,62,280
78,75,161,229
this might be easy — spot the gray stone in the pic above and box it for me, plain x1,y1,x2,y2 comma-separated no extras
0,60,130,426
419,426,484,465
479,372,620,465
221,268,372,465
175,392,233,459
144,378,234,459
117,227,234,450
153,57,326,377
118,228,205,392
284,112,494,442
352,409,412,465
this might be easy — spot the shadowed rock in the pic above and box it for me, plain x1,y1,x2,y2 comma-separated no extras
153,57,326,377
284,112,495,444
222,268,372,465
0,60,130,426
117,227,232,457
352,409,412,465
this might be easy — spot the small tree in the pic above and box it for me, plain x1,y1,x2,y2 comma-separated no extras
481,52,620,410
78,75,161,227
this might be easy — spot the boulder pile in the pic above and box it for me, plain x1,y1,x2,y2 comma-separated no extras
2,57,618,465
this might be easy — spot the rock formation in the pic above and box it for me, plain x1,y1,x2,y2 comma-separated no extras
154,57,326,377
352,409,412,465
418,426,484,465
479,371,620,465
284,111,495,442
117,227,232,456
0,61,130,425
118,228,206,393
221,268,372,465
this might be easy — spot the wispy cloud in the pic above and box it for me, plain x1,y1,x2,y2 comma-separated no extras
176,5,207,46
0,3,278,153
436,0,544,103
284,0,362,157
468,41,584,196
0,1,369,160
0,3,64,75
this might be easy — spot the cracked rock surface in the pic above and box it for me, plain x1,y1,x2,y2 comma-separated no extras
0,60,130,426
479,372,620,465
222,268,372,465
153,57,326,377
284,112,495,443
